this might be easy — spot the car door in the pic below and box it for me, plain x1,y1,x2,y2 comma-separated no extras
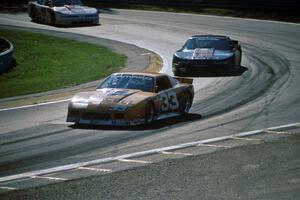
156,76,180,114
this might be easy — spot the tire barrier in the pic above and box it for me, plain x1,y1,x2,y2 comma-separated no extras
0,37,14,74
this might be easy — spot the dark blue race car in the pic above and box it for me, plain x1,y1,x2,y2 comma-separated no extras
172,35,242,76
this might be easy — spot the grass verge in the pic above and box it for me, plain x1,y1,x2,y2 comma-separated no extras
0,29,126,98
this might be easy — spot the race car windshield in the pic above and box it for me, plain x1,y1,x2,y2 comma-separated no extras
97,74,154,92
184,38,231,51
52,0,82,6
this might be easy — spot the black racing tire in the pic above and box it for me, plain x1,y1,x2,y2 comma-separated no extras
238,48,242,66
30,6,37,22
173,71,180,76
145,102,155,124
180,93,191,115
173,69,183,77
231,49,242,72
50,11,56,25
172,64,181,76
232,62,240,72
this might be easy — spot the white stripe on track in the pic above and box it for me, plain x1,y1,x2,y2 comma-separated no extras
0,99,70,112
160,151,193,156
0,121,299,183
31,176,67,181
77,167,112,173
0,186,16,190
118,158,152,164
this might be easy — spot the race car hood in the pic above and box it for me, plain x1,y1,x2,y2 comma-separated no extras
70,88,153,110
175,48,234,60
53,5,98,15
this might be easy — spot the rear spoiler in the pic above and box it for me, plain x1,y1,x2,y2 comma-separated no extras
174,76,193,84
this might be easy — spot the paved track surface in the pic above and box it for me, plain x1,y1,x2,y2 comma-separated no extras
0,10,300,186
2,133,300,200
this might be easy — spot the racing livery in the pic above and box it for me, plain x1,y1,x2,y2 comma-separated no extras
172,35,242,76
28,0,99,26
67,72,194,126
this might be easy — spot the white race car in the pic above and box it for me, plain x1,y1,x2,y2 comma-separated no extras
28,0,99,26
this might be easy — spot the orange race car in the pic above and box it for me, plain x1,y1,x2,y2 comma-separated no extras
66,72,194,126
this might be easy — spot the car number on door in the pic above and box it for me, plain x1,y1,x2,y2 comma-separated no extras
159,91,179,112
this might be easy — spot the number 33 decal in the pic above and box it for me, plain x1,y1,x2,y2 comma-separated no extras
159,91,179,112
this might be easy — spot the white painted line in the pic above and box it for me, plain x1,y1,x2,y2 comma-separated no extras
141,53,152,56
160,151,193,156
266,123,300,131
0,121,299,183
118,159,152,164
0,186,16,190
31,176,67,181
0,99,70,112
231,136,263,141
197,144,230,148
265,130,291,135
77,167,112,173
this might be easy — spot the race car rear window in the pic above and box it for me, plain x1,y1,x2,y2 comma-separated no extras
97,74,154,92
184,38,231,51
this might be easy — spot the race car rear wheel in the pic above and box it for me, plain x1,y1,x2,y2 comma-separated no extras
145,103,155,124
232,49,242,72
173,67,184,77
50,11,56,25
29,6,37,22
180,94,191,115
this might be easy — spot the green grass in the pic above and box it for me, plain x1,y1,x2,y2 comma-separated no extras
0,29,126,98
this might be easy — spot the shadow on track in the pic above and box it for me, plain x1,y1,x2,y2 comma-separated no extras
69,113,202,131
47,23,101,28
29,19,101,28
98,8,119,15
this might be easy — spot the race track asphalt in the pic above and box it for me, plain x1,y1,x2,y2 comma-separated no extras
2,133,300,200
0,9,299,197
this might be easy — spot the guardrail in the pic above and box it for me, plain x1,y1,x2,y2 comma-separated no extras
87,0,299,11
0,37,14,74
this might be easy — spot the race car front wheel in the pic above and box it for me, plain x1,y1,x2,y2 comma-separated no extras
29,6,37,22
145,103,155,124
233,49,242,72
180,94,191,115
50,11,56,25
172,65,185,77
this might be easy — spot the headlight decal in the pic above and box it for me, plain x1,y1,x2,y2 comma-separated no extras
108,105,128,112
72,102,88,109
